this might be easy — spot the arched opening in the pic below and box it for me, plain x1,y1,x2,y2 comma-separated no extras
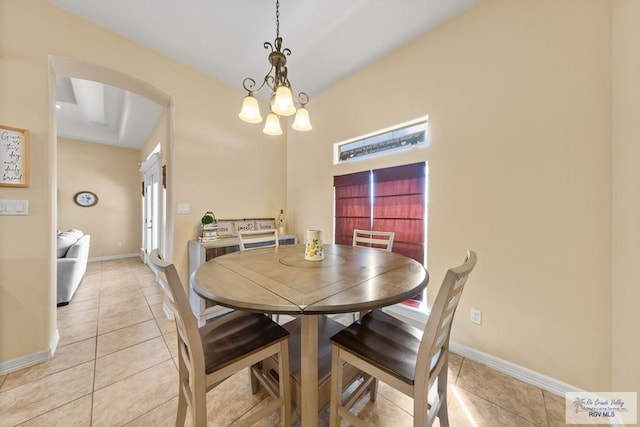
49,55,175,333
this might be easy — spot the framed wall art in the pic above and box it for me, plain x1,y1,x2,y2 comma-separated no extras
0,125,30,187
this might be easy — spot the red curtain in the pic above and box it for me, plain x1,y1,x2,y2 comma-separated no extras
333,171,371,245
372,163,425,264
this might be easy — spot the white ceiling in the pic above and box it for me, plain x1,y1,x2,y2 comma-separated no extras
56,76,164,149
51,0,479,149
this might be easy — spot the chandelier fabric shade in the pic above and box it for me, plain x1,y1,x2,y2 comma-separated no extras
238,0,312,134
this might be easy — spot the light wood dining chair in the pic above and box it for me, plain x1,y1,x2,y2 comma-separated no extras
149,249,292,427
349,229,396,321
238,229,279,251
329,250,477,427
352,229,395,252
238,229,282,323
187,229,280,327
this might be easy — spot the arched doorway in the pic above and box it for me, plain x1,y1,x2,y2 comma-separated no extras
50,56,175,260
49,56,176,327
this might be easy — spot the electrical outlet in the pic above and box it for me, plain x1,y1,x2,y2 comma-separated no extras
470,308,482,325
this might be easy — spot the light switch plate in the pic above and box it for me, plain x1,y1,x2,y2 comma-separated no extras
177,203,190,214
0,200,29,215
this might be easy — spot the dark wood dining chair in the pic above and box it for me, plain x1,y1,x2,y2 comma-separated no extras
149,249,292,427
329,250,477,427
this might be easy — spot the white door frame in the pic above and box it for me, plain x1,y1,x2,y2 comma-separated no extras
139,152,163,266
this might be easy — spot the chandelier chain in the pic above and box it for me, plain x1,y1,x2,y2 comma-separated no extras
238,0,312,132
275,0,280,38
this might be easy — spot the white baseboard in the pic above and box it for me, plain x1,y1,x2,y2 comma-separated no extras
88,253,139,262
382,303,582,398
162,301,174,320
0,329,60,376
449,342,582,397
50,328,60,357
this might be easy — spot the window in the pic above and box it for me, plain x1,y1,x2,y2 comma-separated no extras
334,162,427,299
334,118,428,163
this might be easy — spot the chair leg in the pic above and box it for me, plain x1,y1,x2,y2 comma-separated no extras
175,359,188,426
278,340,292,427
413,391,428,427
329,346,343,427
175,384,188,427
249,364,260,394
189,369,208,427
192,388,207,427
436,367,449,427
368,377,378,402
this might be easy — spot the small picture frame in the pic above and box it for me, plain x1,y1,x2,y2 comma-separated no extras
256,219,276,230
0,125,30,187
234,220,256,233
216,220,235,237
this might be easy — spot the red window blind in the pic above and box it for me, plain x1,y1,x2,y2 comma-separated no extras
333,171,371,245
372,163,425,264
333,162,425,263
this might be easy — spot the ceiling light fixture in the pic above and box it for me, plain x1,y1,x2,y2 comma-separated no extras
238,0,312,135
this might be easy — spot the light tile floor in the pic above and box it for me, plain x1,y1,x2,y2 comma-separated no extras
0,257,578,426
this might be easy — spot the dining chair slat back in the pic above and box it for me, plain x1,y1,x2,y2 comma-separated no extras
329,250,477,427
349,229,396,322
352,229,395,252
238,229,279,251
148,249,292,427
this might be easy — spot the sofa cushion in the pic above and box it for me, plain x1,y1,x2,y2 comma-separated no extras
56,230,84,258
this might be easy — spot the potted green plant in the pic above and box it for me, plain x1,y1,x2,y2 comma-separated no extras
201,211,216,226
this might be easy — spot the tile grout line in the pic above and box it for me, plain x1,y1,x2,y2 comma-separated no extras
7,263,104,426
452,378,545,426
89,261,103,427
85,262,178,425
541,389,552,427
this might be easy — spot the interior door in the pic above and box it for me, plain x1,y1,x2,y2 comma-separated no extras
140,152,162,265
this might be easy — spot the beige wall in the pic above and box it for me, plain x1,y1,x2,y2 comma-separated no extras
288,0,613,391
612,0,640,408
140,109,167,163
0,0,285,364
57,137,141,258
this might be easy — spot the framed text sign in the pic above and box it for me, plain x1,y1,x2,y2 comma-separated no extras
0,125,30,187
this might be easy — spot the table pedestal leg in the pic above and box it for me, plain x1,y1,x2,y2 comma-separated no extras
300,315,319,427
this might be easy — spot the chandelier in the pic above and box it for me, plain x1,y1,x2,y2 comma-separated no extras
238,0,312,135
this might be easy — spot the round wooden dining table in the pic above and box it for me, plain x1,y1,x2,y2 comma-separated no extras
192,243,428,427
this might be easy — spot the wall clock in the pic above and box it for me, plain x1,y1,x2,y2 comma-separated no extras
73,191,98,207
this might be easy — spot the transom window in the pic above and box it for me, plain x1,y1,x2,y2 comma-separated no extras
334,117,428,164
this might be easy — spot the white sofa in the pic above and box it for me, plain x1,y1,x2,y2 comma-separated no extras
57,229,91,306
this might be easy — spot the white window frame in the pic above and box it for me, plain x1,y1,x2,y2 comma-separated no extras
333,116,428,164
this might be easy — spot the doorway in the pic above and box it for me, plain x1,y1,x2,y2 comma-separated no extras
140,152,163,265
51,56,174,260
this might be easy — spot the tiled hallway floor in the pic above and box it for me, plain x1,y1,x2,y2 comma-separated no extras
1,257,576,426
